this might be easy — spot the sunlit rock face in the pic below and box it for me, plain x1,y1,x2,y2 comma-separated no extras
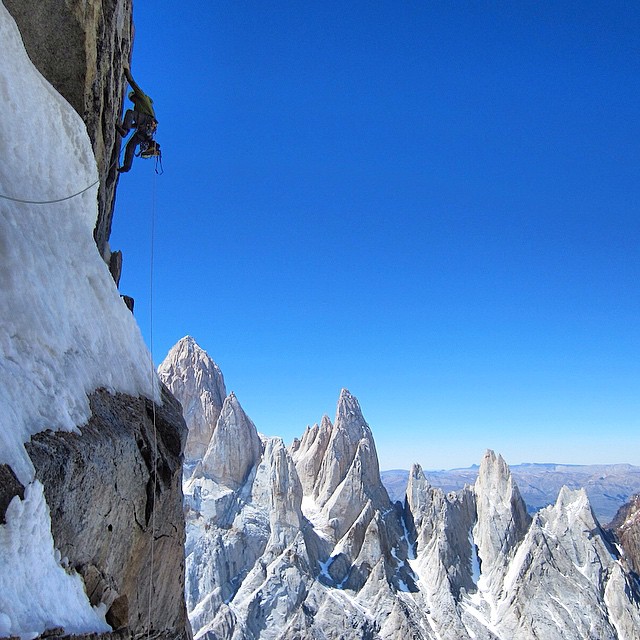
163,337,640,640
158,336,227,465
4,0,134,260
27,388,190,636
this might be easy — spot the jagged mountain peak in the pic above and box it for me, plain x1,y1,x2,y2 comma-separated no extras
335,388,369,437
200,391,263,489
405,463,433,514
174,334,198,351
475,449,528,511
159,336,225,391
162,335,208,365
302,390,385,511
555,484,591,513
156,347,640,639
183,389,640,640
473,448,531,580
477,448,509,481
482,484,640,639
337,387,360,412
158,337,227,463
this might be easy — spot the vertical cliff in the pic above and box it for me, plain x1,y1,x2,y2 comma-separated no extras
0,2,190,637
4,0,132,267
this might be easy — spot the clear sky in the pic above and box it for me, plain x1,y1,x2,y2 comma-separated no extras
112,1,639,471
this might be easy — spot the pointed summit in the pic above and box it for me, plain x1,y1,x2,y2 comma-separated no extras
158,337,227,463
292,416,333,495
473,450,531,578
201,393,263,489
335,389,370,442
312,389,384,508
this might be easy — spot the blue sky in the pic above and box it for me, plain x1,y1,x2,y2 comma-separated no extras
112,1,639,470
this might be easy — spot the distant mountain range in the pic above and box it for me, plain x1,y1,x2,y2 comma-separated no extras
382,462,640,524
159,336,640,640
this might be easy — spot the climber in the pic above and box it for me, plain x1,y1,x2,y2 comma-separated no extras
116,65,160,173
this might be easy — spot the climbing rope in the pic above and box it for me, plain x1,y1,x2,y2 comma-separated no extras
147,166,159,639
0,177,100,204
0,153,123,205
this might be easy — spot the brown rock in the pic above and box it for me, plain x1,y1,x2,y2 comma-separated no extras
106,594,129,630
608,493,640,575
26,387,191,640
3,0,134,260
0,463,25,524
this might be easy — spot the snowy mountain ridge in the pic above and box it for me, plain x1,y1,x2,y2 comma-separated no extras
382,462,640,524
160,336,640,640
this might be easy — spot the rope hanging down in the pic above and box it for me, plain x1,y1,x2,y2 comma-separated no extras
147,168,159,638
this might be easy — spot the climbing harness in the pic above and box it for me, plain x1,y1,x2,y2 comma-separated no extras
139,140,161,158
136,139,164,175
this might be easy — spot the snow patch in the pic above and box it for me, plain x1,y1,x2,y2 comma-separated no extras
0,482,110,638
461,598,501,638
301,496,334,541
469,528,481,584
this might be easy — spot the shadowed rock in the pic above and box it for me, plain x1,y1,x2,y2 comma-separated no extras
26,387,190,639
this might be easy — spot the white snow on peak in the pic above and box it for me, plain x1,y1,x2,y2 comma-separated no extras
469,528,481,584
0,1,158,485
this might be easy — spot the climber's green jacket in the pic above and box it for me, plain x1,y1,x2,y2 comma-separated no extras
124,68,156,120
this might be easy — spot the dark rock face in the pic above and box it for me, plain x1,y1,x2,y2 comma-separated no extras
0,464,24,524
26,388,191,640
609,494,640,576
3,0,133,260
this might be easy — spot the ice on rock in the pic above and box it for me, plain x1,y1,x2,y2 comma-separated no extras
0,482,110,638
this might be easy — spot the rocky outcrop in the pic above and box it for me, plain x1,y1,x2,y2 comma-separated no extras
477,486,640,639
200,393,263,490
158,336,227,465
26,387,190,639
4,0,133,263
383,462,640,524
294,390,391,538
0,464,24,525
473,450,531,589
609,493,640,576
0,4,190,637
